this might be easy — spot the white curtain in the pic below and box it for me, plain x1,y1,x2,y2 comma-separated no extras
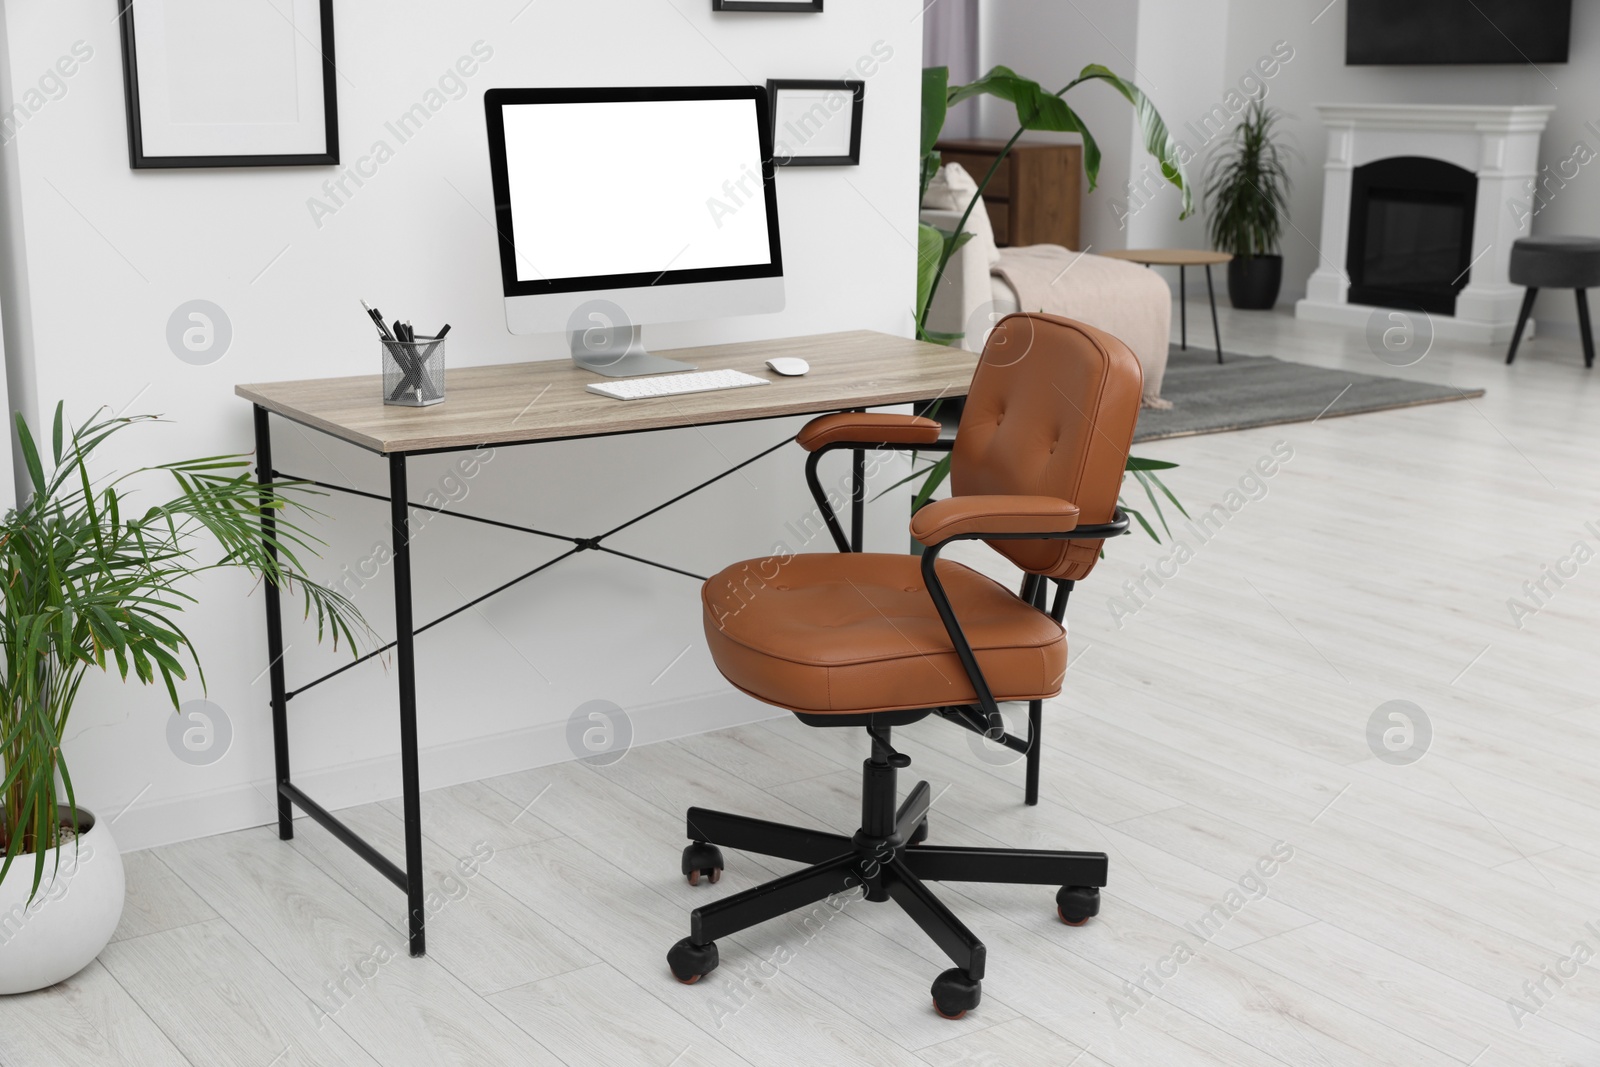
923,0,980,138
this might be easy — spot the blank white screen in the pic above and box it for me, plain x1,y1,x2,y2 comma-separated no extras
501,98,773,283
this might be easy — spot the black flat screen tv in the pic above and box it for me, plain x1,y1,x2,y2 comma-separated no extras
1346,0,1571,65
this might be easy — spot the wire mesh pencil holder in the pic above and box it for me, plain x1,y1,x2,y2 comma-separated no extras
381,338,445,407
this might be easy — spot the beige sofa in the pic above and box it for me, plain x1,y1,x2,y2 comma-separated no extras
922,164,1172,407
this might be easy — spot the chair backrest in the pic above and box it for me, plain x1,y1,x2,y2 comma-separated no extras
951,313,1143,581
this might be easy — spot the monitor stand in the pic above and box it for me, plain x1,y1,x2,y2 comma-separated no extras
569,324,697,378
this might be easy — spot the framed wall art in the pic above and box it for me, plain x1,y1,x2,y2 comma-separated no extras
767,79,863,166
714,1,824,12
119,0,339,168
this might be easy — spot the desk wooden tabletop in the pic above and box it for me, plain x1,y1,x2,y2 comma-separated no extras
236,330,975,454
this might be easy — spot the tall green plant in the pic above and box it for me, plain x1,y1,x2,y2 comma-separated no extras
916,64,1193,341
1204,100,1290,258
0,405,369,900
910,64,1192,541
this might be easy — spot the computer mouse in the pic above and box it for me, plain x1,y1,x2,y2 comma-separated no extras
766,357,809,376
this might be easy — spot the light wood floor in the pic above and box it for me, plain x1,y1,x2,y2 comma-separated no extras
6,305,1600,1066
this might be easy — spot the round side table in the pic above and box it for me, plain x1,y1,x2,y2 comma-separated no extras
1101,248,1232,364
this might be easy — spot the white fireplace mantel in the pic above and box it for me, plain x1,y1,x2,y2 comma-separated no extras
1295,103,1554,343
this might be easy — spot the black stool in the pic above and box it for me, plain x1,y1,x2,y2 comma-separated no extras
1506,236,1600,367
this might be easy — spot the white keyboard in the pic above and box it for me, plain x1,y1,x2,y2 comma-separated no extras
586,368,771,401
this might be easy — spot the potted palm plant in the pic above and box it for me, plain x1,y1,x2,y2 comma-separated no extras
910,64,1191,543
916,63,1193,341
1205,100,1291,309
0,404,365,994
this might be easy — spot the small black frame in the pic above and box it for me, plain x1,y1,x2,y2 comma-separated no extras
714,0,824,11
118,0,340,169
767,79,864,167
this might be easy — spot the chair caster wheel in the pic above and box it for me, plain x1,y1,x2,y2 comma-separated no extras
1057,885,1099,926
682,842,724,886
930,968,981,1019
668,938,719,984
908,819,929,846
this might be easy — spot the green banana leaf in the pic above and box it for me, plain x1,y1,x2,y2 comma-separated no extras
908,62,1191,537
1066,64,1193,218
949,65,1101,182
919,66,949,210
916,223,944,331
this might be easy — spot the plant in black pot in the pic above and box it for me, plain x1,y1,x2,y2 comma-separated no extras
1205,100,1290,310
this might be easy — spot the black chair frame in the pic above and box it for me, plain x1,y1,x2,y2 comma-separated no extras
668,496,1128,1018
803,438,1085,804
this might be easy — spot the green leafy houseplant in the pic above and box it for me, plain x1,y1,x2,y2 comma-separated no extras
0,405,367,900
1204,100,1291,309
909,64,1192,542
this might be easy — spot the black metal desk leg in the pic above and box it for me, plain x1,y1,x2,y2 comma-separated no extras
253,406,294,841
1577,288,1595,368
1206,264,1224,364
389,453,427,957
850,447,865,553
1179,265,1187,349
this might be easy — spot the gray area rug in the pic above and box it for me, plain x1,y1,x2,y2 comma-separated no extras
1134,346,1484,443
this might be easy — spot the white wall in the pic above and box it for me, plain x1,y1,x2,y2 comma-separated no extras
1123,0,1230,251
974,0,1230,255
977,0,1140,254
3,0,924,850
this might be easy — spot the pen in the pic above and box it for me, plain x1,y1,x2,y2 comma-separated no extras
414,336,445,401
381,315,419,399
361,300,395,341
369,304,443,403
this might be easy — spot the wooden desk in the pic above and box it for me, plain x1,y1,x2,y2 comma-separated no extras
237,329,973,957
1101,249,1232,363
238,330,975,454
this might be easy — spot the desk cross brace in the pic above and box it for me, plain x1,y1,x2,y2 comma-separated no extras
252,406,868,957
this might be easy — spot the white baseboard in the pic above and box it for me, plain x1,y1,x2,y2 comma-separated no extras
1534,317,1580,340
1294,297,1528,344
109,688,782,854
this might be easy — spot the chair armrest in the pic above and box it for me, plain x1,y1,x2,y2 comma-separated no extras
910,495,1081,547
796,412,942,452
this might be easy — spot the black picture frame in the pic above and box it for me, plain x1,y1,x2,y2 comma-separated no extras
118,0,340,169
713,0,824,11
766,79,864,167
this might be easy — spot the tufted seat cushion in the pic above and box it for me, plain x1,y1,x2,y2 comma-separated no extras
1509,236,1600,289
702,552,1066,715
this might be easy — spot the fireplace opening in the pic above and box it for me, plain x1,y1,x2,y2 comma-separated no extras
1347,156,1477,315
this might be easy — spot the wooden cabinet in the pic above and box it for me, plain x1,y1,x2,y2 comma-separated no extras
935,139,1081,250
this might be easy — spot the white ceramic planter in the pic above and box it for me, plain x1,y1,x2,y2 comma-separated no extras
0,807,125,995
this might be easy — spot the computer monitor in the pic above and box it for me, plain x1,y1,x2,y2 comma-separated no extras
484,86,785,377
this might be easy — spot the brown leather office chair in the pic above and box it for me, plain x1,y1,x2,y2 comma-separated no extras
668,314,1141,1018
